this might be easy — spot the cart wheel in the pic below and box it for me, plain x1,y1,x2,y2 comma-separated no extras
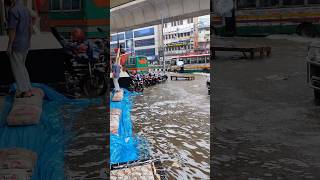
314,89,320,101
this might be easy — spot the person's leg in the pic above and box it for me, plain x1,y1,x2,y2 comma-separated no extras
113,78,120,91
21,50,32,96
9,51,27,93
9,50,32,97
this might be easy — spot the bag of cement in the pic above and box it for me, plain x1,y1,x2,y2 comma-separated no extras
0,169,31,180
0,148,37,170
112,90,124,102
110,109,121,135
7,88,45,126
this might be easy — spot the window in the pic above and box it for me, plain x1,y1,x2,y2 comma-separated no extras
259,0,279,7
237,0,256,8
134,38,155,47
164,23,168,28
179,20,183,25
283,0,304,5
128,58,136,66
125,31,133,39
308,0,320,4
134,27,154,38
111,33,124,42
135,48,156,56
187,18,193,24
171,22,174,26
50,0,81,10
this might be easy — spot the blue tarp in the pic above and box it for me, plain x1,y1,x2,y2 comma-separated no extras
110,89,138,164
0,83,95,180
110,89,151,164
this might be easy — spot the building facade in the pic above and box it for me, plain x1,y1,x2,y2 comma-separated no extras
162,15,210,62
110,26,160,63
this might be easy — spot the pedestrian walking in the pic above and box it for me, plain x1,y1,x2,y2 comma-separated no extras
5,0,33,98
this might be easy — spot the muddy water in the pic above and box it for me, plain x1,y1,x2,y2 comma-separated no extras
131,74,210,179
63,100,108,179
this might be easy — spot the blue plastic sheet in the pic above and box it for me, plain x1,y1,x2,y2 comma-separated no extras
0,83,95,180
110,89,140,164
110,89,153,165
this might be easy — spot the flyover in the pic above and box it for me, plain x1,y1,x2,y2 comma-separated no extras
111,0,210,33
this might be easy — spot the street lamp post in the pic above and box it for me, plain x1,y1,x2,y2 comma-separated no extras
161,16,165,72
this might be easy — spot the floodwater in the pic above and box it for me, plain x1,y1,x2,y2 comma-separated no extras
213,37,320,179
63,98,108,179
131,73,210,179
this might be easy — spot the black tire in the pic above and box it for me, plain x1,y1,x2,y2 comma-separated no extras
136,85,144,92
82,73,106,98
298,23,318,37
315,89,320,101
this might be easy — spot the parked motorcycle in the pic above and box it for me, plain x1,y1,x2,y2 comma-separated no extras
129,75,144,92
51,27,107,98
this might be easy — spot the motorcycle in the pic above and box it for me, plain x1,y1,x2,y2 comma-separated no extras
51,27,107,98
129,74,144,92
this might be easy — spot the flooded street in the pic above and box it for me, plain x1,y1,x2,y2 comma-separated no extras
131,74,210,179
213,37,320,179
64,99,107,179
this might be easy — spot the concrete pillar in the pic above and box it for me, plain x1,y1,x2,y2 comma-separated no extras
0,0,5,35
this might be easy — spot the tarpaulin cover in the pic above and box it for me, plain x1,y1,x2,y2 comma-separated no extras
110,89,138,164
110,88,156,165
0,83,95,180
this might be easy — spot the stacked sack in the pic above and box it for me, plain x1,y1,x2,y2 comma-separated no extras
7,88,44,126
0,148,37,179
110,109,121,135
112,90,124,102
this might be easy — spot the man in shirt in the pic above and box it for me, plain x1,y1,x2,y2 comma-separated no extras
5,0,33,98
111,60,121,92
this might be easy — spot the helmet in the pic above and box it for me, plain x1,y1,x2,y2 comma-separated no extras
71,28,85,42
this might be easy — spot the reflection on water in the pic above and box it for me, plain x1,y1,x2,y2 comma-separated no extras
131,74,210,179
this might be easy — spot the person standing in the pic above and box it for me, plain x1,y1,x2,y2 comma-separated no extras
112,60,121,92
5,0,33,98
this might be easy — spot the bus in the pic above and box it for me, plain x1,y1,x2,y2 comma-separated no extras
212,0,320,37
170,54,210,73
125,56,149,73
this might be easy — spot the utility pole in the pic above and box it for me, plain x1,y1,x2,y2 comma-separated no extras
161,16,165,72
117,32,119,48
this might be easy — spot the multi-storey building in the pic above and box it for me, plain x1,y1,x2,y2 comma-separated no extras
162,17,196,62
162,15,210,62
195,15,210,54
110,26,160,63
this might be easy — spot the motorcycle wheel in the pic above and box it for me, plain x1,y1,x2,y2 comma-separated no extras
135,85,144,92
82,72,106,98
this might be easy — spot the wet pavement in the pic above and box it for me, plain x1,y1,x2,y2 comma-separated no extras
131,74,210,179
213,37,320,179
